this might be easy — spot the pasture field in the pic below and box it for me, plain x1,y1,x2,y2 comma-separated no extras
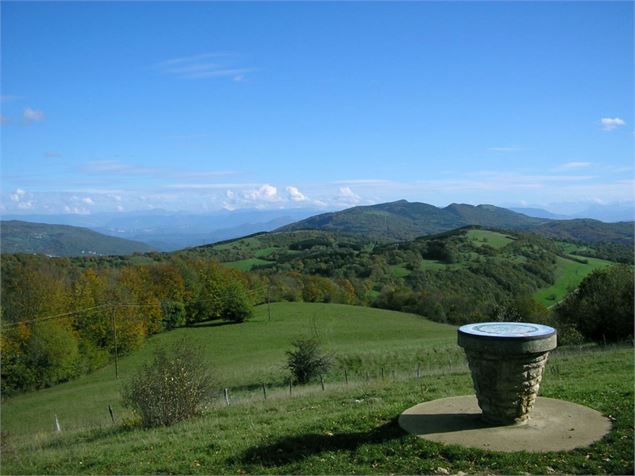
534,255,614,306
223,257,273,271
465,229,515,249
2,344,632,475
1,303,456,439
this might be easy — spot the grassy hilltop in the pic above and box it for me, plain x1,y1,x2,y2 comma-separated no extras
1,302,632,474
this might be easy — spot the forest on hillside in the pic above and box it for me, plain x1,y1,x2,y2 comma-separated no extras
1,228,632,395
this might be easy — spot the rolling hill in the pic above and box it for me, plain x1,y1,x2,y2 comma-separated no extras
277,200,634,245
0,220,155,256
184,226,617,316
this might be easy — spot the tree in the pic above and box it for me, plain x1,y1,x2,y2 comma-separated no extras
219,280,253,323
555,265,634,343
286,337,331,384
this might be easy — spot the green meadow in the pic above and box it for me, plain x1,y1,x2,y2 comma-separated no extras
465,229,515,249
1,303,456,439
2,342,632,475
534,255,614,307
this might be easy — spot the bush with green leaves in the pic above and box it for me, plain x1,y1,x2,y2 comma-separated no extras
286,337,331,385
121,340,215,427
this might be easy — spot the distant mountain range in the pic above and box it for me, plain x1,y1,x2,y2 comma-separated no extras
0,221,155,256
278,200,634,245
510,204,634,222
3,201,633,256
1,209,319,251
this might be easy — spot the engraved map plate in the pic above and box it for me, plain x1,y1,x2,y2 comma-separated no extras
459,322,555,339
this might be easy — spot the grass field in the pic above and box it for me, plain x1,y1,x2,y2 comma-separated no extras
2,344,632,475
1,303,456,439
534,255,614,306
465,229,515,249
223,257,274,271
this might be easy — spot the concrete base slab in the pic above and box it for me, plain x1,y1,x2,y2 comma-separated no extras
399,395,611,453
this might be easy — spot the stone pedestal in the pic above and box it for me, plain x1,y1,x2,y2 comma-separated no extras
458,322,557,425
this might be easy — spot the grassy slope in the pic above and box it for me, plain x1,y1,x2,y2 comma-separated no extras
534,255,614,306
465,229,515,249
1,303,455,438
2,346,632,475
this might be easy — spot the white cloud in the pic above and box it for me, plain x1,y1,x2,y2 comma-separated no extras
152,53,254,81
554,162,592,171
336,186,362,205
63,205,90,215
286,186,308,202
82,197,95,205
0,95,21,103
23,107,44,122
82,160,160,175
600,117,626,131
9,188,27,202
244,184,279,202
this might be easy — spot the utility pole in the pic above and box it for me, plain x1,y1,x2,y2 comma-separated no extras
111,306,119,379
267,286,271,321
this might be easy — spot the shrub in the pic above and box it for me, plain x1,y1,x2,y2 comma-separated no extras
121,340,215,427
286,337,331,385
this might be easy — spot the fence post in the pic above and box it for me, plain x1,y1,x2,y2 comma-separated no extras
344,368,348,385
108,404,115,424
381,367,384,380
224,388,230,406
416,362,421,378
289,379,293,396
320,374,325,391
262,383,267,401
53,414,61,433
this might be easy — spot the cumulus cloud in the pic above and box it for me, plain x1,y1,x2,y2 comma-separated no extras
600,117,625,131
23,107,45,122
286,186,308,202
336,186,362,205
82,197,95,205
244,184,279,202
9,188,27,202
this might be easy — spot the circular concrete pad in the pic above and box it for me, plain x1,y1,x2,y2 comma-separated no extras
399,395,611,453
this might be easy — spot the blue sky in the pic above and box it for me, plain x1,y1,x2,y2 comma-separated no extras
2,1,633,215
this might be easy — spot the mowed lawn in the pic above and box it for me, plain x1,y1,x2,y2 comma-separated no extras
1,303,456,439
534,255,614,307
